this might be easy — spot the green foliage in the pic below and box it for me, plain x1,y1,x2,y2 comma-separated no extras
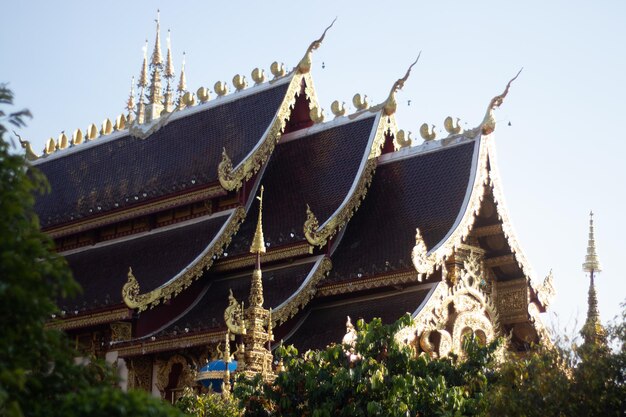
0,84,184,417
176,387,242,417
483,305,626,417
235,314,499,417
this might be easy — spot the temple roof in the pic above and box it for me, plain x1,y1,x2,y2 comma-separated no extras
155,257,325,336
227,114,378,256
328,139,478,284
284,285,435,351
59,211,231,311
34,78,291,230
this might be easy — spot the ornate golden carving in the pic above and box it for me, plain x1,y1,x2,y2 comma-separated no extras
270,62,286,78
122,206,246,311
331,100,346,117
304,158,376,247
481,68,522,135
383,54,420,116
352,93,369,111
419,123,436,141
14,132,39,161
116,330,224,357
536,270,555,308
318,270,417,297
232,75,247,91
110,321,132,342
127,356,153,391
309,106,325,123
297,18,336,74
251,68,266,84
47,185,225,238
156,354,197,400
45,307,131,331
197,87,210,103
218,71,320,191
411,228,436,277
272,257,332,325
395,130,412,148
444,116,462,135
214,81,228,96
213,242,313,272
224,289,247,335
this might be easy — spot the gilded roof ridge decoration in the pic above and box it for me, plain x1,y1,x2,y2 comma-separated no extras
378,133,478,166
218,22,337,191
303,112,388,248
278,110,378,145
58,210,232,257
218,69,320,191
272,256,332,326
317,269,420,297
30,71,293,166
122,206,246,311
45,306,132,331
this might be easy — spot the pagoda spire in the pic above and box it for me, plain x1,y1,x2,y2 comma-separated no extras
176,52,187,107
581,211,606,347
163,29,175,113
243,186,274,379
146,10,164,121
126,76,136,123
136,40,148,124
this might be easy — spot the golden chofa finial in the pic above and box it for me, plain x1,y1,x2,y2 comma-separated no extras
481,68,523,135
419,123,436,141
270,62,286,79
331,100,346,117
444,117,462,135
232,74,247,92
214,81,229,97
14,131,39,161
297,18,337,74
251,68,266,84
396,130,412,148
197,87,210,103
352,93,369,111
310,106,325,123
383,52,421,116
250,186,266,254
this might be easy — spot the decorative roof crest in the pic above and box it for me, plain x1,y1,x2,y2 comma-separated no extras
419,123,436,141
297,18,337,74
481,68,522,135
383,53,421,116
444,116,462,135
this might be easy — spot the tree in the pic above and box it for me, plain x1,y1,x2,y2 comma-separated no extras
234,315,499,417
0,84,185,417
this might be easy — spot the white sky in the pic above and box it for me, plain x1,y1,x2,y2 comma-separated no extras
2,0,625,337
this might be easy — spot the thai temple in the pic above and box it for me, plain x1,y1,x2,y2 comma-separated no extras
25,15,560,401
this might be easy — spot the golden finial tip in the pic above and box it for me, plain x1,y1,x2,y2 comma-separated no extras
250,186,266,254
197,87,210,103
214,81,228,97
419,123,436,141
331,100,346,117
270,62,286,78
233,74,247,91
251,68,266,84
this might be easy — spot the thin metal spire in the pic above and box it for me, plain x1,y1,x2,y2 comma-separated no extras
136,40,148,123
126,76,136,122
581,211,606,347
163,29,175,112
146,10,164,120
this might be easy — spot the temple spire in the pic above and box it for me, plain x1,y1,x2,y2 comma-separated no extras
163,29,175,113
126,76,136,123
249,186,266,307
146,10,164,121
136,40,148,124
176,52,187,107
581,211,606,347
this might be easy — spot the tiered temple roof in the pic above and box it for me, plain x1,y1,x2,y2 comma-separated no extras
33,17,556,393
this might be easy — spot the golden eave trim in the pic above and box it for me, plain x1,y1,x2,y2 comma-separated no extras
115,329,225,357
303,112,390,248
218,71,320,191
122,206,246,311
212,242,313,272
272,256,332,326
45,307,131,331
45,184,226,239
317,269,418,297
